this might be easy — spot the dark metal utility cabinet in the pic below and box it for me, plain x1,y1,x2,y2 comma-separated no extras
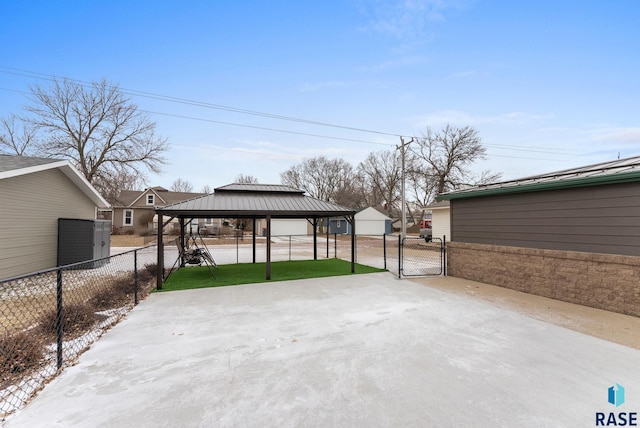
57,218,111,266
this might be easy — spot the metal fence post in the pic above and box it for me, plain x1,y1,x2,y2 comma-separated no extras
334,233,337,258
56,268,63,369
236,232,239,264
326,227,329,259
398,234,402,279
134,249,139,305
383,233,387,270
289,235,292,261
443,235,447,277
0,243,160,416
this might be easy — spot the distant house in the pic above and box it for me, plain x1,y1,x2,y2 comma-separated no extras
438,156,640,317
326,207,392,235
354,207,392,235
0,155,109,279
325,217,351,234
255,218,312,236
111,186,205,235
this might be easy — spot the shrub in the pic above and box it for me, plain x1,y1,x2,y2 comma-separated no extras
89,274,135,311
38,302,99,340
138,263,158,283
0,330,45,388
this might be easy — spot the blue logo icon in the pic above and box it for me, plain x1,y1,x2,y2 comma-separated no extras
609,384,625,407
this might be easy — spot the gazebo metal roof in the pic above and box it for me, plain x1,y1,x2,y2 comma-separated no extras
156,183,355,218
156,192,355,218
154,183,357,288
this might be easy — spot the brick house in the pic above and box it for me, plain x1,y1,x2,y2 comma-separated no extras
437,156,640,317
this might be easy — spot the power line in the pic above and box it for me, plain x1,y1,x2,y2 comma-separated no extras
144,110,393,146
0,66,404,137
0,66,583,158
172,143,306,161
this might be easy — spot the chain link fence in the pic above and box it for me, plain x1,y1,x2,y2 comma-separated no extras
0,245,158,418
182,233,438,277
171,233,362,265
1,235,444,417
400,237,445,276
193,233,398,269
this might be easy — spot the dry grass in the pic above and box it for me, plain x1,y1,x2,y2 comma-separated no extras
38,302,100,340
0,330,46,389
138,263,159,283
0,294,56,334
89,275,136,311
110,235,149,247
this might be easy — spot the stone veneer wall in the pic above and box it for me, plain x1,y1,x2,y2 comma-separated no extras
447,242,640,317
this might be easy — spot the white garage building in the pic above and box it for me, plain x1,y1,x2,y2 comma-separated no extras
426,200,451,242
355,207,392,235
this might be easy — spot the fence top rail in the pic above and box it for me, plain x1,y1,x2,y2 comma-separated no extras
0,243,157,285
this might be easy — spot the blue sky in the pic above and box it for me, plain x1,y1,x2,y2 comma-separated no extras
2,0,639,192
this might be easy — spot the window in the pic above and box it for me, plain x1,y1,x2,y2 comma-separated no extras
146,194,155,205
124,210,134,226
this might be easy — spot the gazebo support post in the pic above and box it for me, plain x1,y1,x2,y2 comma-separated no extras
156,213,164,290
252,218,256,264
266,215,271,280
349,215,355,273
179,218,186,267
326,220,329,258
313,218,318,260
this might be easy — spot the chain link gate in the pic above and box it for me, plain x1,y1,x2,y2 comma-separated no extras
398,236,445,277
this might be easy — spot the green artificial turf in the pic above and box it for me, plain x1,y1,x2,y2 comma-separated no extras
157,258,385,292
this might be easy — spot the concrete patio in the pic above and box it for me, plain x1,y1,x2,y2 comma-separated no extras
5,272,640,427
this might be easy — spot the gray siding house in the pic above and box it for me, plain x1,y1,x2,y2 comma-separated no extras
0,155,109,279
325,217,351,234
437,156,640,317
111,186,205,235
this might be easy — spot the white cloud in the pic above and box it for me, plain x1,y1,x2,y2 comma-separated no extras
298,80,348,93
358,55,429,73
452,70,477,78
358,0,473,40
593,127,640,144
538,125,640,148
412,109,548,128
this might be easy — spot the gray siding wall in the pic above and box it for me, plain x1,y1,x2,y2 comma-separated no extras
451,182,640,256
0,168,97,279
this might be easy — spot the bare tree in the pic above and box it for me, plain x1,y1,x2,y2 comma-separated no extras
235,174,259,184
357,150,401,217
409,124,500,204
280,156,354,204
0,114,38,156
170,178,194,192
94,166,146,205
201,184,213,194
25,78,168,196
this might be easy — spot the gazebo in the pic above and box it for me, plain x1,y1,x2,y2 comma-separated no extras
154,183,357,289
